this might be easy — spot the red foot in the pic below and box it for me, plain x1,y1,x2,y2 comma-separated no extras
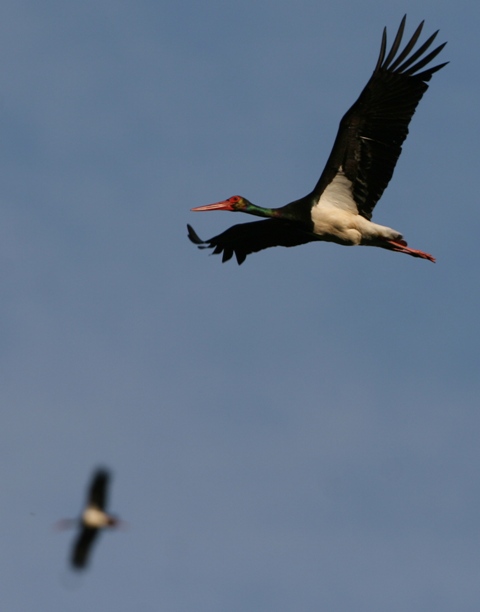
386,240,436,263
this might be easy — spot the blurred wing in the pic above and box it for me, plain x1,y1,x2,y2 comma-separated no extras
312,16,447,219
71,527,98,570
88,469,110,510
188,221,317,265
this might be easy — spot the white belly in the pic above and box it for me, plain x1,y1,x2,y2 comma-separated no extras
83,507,110,528
311,169,402,245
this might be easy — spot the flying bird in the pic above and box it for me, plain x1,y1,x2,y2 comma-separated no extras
58,468,122,570
188,16,447,265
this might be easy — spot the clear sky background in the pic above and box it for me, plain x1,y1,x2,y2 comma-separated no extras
0,1,478,610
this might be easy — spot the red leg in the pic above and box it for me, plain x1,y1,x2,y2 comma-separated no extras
386,240,436,263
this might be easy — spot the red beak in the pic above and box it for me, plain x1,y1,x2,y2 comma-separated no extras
191,200,234,212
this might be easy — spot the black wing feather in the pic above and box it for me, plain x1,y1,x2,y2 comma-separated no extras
71,526,98,569
188,222,318,265
312,15,447,220
387,20,423,70
88,469,110,510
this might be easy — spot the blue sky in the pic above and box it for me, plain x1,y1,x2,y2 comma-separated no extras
1,1,479,610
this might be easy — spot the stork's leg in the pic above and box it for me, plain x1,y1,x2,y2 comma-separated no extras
385,239,436,263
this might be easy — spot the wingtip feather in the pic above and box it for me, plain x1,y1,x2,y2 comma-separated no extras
187,224,205,245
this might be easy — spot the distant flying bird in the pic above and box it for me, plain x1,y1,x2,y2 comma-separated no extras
188,16,447,265
59,468,122,570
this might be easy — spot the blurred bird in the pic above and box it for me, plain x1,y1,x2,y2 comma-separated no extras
57,468,122,570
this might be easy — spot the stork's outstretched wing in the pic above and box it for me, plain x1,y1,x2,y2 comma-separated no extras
188,221,317,265
312,15,448,219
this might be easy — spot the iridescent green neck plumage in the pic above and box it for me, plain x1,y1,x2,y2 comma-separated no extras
241,201,277,218
240,200,301,222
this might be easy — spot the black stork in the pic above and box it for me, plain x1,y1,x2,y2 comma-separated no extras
59,468,122,570
187,16,447,265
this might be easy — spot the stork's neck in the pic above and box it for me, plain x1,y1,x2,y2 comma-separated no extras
242,202,278,219
244,197,312,223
